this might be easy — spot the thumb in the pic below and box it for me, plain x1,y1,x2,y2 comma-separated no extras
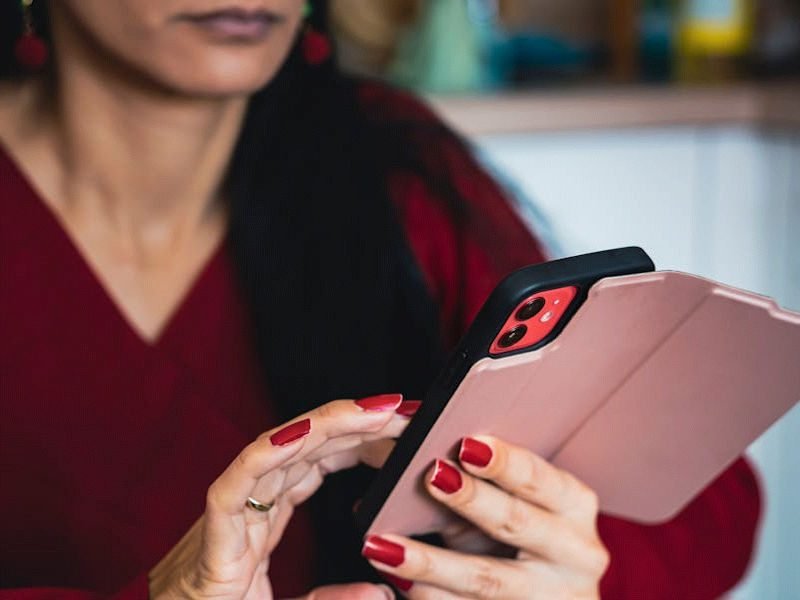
290,582,395,600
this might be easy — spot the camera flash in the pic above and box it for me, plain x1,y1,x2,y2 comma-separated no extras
540,311,554,323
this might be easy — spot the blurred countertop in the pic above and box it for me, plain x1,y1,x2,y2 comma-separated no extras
426,81,800,136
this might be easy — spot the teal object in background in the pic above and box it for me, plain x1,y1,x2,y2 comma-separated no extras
388,0,597,92
639,0,676,81
388,0,487,93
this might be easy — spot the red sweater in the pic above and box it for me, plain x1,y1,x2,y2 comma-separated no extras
0,86,761,599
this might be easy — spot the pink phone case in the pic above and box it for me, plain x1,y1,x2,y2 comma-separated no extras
366,270,800,537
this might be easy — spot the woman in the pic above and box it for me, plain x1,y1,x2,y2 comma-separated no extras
0,1,761,598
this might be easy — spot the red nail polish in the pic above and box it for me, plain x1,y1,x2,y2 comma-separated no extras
362,535,405,567
380,571,413,591
430,459,462,494
460,437,493,467
395,400,422,417
355,393,403,412
270,418,311,446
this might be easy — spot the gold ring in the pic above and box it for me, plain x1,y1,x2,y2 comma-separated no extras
245,496,275,513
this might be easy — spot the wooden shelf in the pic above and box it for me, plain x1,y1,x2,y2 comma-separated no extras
425,81,800,136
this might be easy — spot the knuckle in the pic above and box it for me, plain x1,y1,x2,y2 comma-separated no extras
414,548,435,580
568,477,599,513
581,486,600,513
468,560,505,598
234,444,257,471
554,469,575,498
205,483,222,511
314,401,339,421
587,542,611,575
516,458,543,498
554,470,577,497
599,547,611,574
499,497,532,541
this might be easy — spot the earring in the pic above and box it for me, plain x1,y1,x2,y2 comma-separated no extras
301,1,331,65
14,0,49,70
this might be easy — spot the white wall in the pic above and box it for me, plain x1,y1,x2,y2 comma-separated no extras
477,126,800,598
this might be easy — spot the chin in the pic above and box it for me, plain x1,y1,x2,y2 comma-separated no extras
149,43,292,98
165,62,281,98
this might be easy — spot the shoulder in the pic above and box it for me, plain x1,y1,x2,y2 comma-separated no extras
354,77,445,127
353,78,480,182
350,79,548,342
353,77,547,273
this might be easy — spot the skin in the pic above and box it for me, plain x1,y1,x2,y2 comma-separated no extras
0,1,609,598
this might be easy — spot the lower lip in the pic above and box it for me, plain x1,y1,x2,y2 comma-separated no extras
184,15,277,41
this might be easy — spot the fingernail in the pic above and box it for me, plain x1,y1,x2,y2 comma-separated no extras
270,418,311,446
430,459,462,494
380,571,413,592
355,393,403,412
362,535,405,567
395,400,422,418
460,437,493,468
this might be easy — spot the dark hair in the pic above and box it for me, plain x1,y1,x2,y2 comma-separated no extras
1,0,469,585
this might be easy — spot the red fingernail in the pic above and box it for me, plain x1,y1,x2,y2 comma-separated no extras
362,535,405,567
430,459,462,494
460,437,493,467
379,571,413,591
396,400,422,417
270,418,311,446
355,393,403,412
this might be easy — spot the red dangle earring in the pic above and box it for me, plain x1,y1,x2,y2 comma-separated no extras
301,1,331,65
14,0,49,70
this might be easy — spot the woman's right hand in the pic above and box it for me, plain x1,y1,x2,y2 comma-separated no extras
149,394,412,600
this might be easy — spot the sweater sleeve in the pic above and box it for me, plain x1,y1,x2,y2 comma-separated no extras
381,82,762,599
597,457,761,599
4,574,150,599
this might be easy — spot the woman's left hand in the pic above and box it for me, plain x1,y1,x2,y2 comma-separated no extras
361,436,610,599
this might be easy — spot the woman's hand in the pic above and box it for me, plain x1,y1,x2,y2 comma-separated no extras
149,394,412,600
361,436,610,599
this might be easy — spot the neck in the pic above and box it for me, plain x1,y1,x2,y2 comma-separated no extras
53,72,247,232
22,10,249,242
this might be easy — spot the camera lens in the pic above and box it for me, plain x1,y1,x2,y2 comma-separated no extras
515,297,545,321
498,325,527,348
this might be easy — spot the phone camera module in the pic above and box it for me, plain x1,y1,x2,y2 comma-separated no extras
498,325,527,348
515,297,545,321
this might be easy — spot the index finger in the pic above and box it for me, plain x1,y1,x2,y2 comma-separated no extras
458,436,599,521
208,395,404,515
276,394,405,458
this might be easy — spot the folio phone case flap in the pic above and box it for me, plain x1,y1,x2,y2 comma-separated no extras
552,271,800,521
366,270,800,536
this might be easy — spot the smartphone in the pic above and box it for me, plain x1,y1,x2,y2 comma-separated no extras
355,247,800,537
355,247,655,535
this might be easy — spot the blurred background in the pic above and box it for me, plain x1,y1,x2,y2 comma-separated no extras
329,1,800,597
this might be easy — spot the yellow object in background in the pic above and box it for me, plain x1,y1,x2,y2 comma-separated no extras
676,0,755,81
